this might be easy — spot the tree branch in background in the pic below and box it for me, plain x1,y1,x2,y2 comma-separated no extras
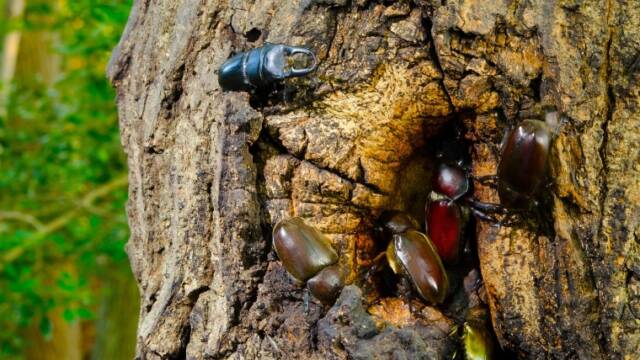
0,211,45,230
0,174,128,269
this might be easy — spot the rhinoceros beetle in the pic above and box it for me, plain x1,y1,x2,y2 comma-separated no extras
426,116,554,254
495,119,552,209
425,162,508,263
272,217,344,305
471,115,555,213
426,164,470,264
218,43,317,92
377,211,450,305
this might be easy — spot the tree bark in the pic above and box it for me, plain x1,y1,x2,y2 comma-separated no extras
108,1,640,359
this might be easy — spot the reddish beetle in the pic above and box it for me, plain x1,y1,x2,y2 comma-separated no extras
425,163,481,264
426,198,465,264
425,117,554,263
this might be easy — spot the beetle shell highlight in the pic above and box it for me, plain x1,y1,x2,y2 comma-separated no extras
497,119,551,209
218,43,317,92
272,217,338,281
426,199,464,264
387,230,449,304
432,164,469,201
463,322,494,360
463,307,494,360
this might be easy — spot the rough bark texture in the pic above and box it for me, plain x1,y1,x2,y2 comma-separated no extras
108,0,640,359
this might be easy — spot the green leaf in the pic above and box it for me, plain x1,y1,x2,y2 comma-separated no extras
62,308,75,322
39,316,53,340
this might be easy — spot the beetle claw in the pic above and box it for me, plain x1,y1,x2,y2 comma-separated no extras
283,46,318,77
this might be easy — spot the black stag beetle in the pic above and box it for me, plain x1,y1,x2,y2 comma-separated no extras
218,43,317,92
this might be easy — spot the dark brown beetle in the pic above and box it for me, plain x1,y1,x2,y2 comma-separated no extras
306,265,344,305
272,217,344,304
497,119,552,209
432,163,469,201
426,116,554,240
376,210,421,239
377,212,449,305
218,43,317,92
386,229,449,304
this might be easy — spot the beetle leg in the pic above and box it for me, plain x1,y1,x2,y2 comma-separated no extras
471,207,524,228
466,198,507,214
360,251,387,273
471,174,499,186
370,250,387,265
395,277,414,312
498,212,523,228
469,207,501,224
359,251,387,278
398,277,417,314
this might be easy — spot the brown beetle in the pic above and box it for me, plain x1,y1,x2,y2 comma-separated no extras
386,229,449,304
497,119,552,209
272,217,344,304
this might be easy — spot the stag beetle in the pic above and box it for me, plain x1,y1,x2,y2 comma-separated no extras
378,211,449,305
218,43,317,92
272,217,344,304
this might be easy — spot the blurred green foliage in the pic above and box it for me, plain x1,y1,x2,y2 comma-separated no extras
0,0,134,357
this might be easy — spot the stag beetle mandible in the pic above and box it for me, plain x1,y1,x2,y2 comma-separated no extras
218,43,317,92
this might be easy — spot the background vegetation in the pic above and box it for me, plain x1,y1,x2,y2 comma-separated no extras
0,0,137,358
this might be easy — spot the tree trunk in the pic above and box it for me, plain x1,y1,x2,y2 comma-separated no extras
108,1,640,359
